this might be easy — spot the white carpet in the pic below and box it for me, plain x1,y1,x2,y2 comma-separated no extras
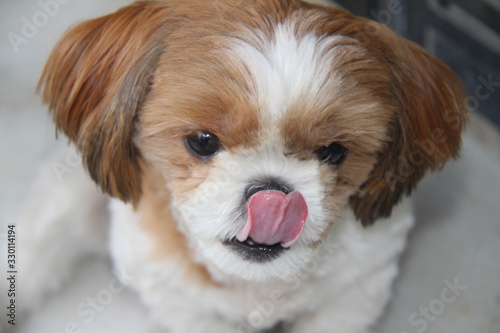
1,1,499,332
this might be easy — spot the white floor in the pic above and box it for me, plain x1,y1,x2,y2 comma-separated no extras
1,1,499,333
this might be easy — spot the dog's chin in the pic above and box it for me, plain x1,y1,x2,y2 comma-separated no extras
194,237,317,283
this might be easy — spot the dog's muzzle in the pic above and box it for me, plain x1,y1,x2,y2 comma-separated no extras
225,177,308,262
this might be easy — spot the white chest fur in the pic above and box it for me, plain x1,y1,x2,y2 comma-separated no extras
109,198,414,333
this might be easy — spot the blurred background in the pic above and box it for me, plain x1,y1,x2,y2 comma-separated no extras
0,0,499,332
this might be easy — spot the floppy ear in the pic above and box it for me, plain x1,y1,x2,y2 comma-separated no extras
39,2,173,203
348,22,468,225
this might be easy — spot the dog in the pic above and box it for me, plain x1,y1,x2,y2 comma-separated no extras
17,0,467,332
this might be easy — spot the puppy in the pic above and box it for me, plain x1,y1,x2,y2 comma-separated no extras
21,0,467,332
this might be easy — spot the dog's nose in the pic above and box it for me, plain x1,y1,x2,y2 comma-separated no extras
244,177,293,201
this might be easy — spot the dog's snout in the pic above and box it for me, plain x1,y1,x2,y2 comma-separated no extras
244,177,293,201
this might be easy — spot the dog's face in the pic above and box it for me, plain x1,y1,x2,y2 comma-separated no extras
39,0,467,281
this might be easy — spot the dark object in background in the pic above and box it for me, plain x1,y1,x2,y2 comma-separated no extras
333,0,500,127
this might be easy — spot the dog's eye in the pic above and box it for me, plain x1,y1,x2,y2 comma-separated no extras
315,142,348,166
185,131,221,158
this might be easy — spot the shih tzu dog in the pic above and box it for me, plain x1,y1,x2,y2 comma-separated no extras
18,0,467,332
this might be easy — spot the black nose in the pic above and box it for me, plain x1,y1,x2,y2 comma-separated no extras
244,177,293,201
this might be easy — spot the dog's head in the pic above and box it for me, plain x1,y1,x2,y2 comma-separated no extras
40,0,467,281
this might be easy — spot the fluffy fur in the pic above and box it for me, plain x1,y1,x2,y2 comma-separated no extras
18,0,467,332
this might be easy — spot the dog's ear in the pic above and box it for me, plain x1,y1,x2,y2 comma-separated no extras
39,2,173,203
348,21,468,225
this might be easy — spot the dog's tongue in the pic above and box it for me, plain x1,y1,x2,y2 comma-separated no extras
236,191,308,248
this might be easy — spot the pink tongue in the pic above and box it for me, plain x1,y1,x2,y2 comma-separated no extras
236,190,308,248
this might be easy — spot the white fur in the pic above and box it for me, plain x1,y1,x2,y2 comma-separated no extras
228,18,355,143
109,194,413,333
10,146,109,318
16,8,417,333
174,145,327,282
166,20,357,283
15,155,414,333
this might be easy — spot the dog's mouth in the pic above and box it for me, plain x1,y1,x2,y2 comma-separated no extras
224,238,288,263
221,189,307,263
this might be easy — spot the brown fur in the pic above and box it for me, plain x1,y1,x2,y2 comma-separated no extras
40,0,467,277
340,20,468,225
138,162,219,286
38,2,178,203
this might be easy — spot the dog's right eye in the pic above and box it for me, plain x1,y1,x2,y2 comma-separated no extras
315,142,348,166
184,131,221,158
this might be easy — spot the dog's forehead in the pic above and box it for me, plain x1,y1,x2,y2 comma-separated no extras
147,4,392,155
227,21,342,138
220,16,389,154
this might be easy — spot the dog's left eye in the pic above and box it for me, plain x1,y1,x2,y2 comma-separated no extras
315,142,348,166
184,131,221,158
